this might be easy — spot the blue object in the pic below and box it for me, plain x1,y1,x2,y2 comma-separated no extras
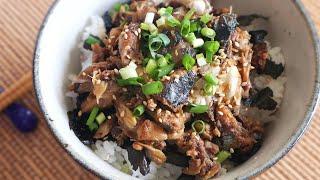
4,103,38,132
0,88,38,133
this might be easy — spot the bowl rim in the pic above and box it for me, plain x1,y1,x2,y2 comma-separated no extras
33,0,320,179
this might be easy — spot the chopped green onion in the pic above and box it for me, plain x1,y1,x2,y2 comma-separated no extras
157,57,168,67
165,53,172,62
146,59,158,74
84,35,103,50
140,23,150,31
148,36,163,52
204,82,214,95
191,120,206,134
192,38,204,48
189,104,209,114
158,33,170,46
119,62,138,79
204,41,220,54
204,74,219,85
133,105,145,117
206,51,214,63
123,4,130,11
184,8,196,20
88,122,99,131
151,63,175,80
216,151,231,163
180,19,191,37
201,27,216,39
200,13,213,24
117,77,145,86
86,107,100,126
156,16,166,27
182,54,196,71
167,15,180,27
158,6,173,16
196,53,207,66
113,2,122,12
190,21,201,32
140,23,158,35
142,81,164,95
185,33,196,44
95,112,106,125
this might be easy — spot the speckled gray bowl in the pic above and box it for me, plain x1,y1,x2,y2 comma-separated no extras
33,0,320,179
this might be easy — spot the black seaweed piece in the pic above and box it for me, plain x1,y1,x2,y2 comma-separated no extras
177,174,196,180
262,59,285,79
76,92,90,109
230,141,262,164
161,71,197,107
164,145,189,167
249,30,268,44
127,146,150,175
237,14,269,26
67,109,95,145
102,11,113,32
214,13,238,45
243,87,278,110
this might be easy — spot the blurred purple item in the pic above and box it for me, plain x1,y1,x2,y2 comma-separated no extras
1,88,38,132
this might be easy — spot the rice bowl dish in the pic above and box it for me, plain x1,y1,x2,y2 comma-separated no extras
66,0,286,179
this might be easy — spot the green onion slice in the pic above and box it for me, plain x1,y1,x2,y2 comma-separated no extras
158,33,170,46
185,33,196,44
133,105,145,117
167,15,181,27
146,59,158,74
88,122,99,131
84,34,103,50
158,6,173,16
182,54,196,71
201,27,216,39
204,41,220,54
142,81,164,95
189,104,209,114
117,77,145,86
148,36,163,52
181,19,191,37
216,151,231,163
184,8,196,20
204,73,219,85
95,112,106,125
157,57,168,67
191,120,206,134
151,63,175,80
190,21,201,32
86,107,100,126
200,13,213,24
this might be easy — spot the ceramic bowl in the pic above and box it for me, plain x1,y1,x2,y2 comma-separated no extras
33,0,320,179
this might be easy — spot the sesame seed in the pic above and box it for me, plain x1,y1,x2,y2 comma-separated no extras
143,101,147,106
138,28,141,33
122,88,128,92
110,36,115,39
107,116,112,120
157,108,162,114
108,39,112,43
213,157,218,161
82,72,86,76
114,69,119,74
217,111,224,116
125,45,131,50
250,66,255,70
243,62,248,67
228,104,233,109
112,95,117,100
230,148,234,153
126,55,131,59
175,50,178,56
124,33,128,39
134,31,139,36
78,111,82,117
234,42,240,47
190,90,194,95
159,118,163,123
120,111,125,117
125,29,129,32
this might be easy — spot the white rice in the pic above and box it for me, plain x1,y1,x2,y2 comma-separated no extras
93,140,182,180
79,16,106,70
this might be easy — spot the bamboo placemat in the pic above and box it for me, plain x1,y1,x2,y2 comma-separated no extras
0,0,319,179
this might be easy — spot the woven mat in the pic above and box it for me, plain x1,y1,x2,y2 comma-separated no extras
0,0,319,179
